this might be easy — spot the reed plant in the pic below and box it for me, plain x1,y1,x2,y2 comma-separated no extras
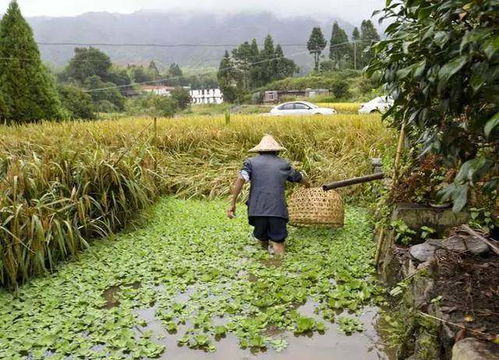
0,114,395,286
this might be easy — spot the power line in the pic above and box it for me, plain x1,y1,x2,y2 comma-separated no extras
37,42,307,48
83,49,312,93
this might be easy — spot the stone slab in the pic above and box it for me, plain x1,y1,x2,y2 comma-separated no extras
410,242,437,262
452,338,499,360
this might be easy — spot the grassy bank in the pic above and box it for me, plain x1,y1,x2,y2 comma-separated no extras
0,114,396,286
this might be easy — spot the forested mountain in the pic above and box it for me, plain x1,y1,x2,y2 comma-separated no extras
25,11,355,70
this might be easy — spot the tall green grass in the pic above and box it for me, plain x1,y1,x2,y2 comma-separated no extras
0,114,396,287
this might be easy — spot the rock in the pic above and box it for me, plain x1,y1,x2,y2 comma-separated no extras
410,242,437,262
429,235,489,255
452,338,499,360
392,203,469,235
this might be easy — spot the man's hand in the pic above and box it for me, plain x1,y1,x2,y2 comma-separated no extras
227,205,236,219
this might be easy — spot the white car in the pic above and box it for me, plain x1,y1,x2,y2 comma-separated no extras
269,101,337,116
358,96,394,114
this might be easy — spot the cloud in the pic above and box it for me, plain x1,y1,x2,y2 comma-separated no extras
5,0,384,23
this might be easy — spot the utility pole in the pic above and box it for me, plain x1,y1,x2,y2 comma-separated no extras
353,41,357,70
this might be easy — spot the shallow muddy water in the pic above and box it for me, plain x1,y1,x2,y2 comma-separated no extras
134,301,391,360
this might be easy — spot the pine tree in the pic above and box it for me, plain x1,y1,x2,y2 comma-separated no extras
360,20,380,67
329,22,349,70
217,51,239,103
0,1,63,123
148,60,160,79
274,44,297,80
307,27,327,71
260,35,276,84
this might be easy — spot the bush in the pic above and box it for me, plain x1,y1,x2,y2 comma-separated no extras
170,87,191,110
126,93,178,117
330,80,350,99
58,85,96,120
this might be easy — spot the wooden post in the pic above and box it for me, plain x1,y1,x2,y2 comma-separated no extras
393,121,406,181
322,172,385,191
374,227,385,267
153,117,157,141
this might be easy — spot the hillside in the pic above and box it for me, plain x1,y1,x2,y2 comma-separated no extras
27,11,354,70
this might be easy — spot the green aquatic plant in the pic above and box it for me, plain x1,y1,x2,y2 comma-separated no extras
0,199,382,358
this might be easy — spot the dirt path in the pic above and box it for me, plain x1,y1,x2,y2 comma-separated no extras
0,198,390,359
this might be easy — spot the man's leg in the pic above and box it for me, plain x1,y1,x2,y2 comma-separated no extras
251,217,270,250
268,217,288,256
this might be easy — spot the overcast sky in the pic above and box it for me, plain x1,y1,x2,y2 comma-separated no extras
2,0,384,23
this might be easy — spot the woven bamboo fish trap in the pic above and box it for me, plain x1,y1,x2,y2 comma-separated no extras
288,187,344,228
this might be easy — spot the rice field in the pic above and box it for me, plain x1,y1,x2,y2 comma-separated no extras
316,103,362,114
0,113,396,287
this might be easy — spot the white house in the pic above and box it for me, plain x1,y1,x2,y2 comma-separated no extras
142,85,176,96
190,89,223,104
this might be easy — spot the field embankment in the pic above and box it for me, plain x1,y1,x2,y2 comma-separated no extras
0,114,396,286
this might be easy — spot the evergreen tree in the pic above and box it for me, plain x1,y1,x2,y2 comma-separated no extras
249,39,261,88
217,51,240,103
329,22,349,69
260,35,276,84
0,1,63,123
65,47,113,83
274,45,297,80
351,27,361,69
168,63,183,78
360,20,380,67
148,60,160,79
307,27,327,71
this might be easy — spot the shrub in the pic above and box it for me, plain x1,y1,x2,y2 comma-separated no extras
58,85,96,120
170,87,192,110
330,80,350,99
126,94,178,117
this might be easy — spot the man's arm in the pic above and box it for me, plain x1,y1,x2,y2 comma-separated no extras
227,175,246,219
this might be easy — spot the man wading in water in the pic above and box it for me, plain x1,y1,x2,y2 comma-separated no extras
227,135,309,255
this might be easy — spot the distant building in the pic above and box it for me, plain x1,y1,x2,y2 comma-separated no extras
141,85,176,96
190,89,223,104
263,88,330,104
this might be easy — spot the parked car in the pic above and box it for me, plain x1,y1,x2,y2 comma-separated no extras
269,101,337,116
358,96,394,114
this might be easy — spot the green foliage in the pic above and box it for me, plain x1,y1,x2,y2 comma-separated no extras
126,93,178,117
359,20,380,68
84,75,125,112
337,317,364,335
0,0,63,123
170,87,192,110
64,47,113,83
368,0,498,212
330,80,350,99
391,220,417,245
0,199,382,356
57,84,96,120
307,27,328,71
217,36,297,102
329,22,350,69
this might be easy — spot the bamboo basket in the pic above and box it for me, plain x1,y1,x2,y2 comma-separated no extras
288,187,344,228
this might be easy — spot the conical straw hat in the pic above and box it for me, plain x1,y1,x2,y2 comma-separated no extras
249,135,286,153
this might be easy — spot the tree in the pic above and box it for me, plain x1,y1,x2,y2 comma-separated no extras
367,0,498,212
84,75,125,112
274,44,297,80
0,1,63,123
58,84,96,120
168,63,183,78
170,87,191,110
217,50,242,103
148,61,160,79
126,93,178,118
359,20,380,68
351,27,361,70
307,27,327,72
329,22,350,69
65,47,113,83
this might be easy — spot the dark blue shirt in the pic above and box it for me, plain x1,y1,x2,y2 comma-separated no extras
241,154,303,220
